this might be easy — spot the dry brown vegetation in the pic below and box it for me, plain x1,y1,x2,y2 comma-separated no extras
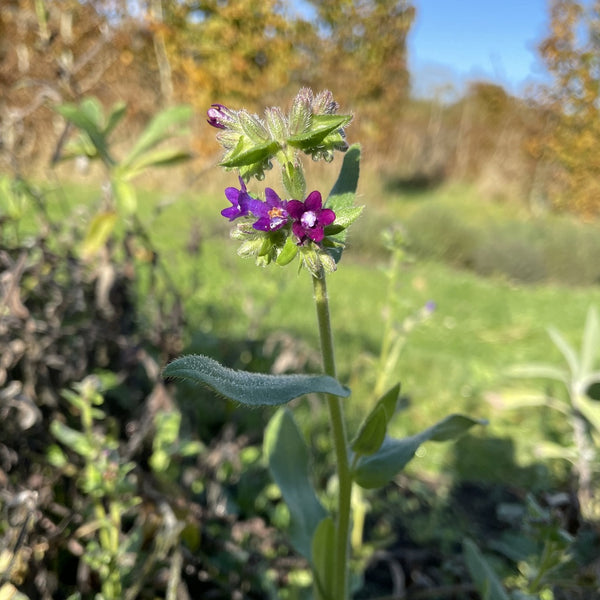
0,0,572,214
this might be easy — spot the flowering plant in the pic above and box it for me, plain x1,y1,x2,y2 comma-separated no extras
164,89,485,599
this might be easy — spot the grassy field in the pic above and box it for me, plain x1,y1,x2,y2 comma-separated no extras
60,173,594,485
8,171,598,597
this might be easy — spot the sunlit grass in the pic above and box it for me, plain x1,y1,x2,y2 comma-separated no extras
40,176,600,481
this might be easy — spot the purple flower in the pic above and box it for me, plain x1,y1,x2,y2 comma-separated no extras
249,188,289,232
207,103,236,129
287,191,335,244
221,177,253,220
424,300,437,314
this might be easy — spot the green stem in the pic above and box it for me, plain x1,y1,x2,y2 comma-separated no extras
312,270,352,600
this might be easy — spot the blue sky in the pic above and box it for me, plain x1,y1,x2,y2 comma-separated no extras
408,0,551,97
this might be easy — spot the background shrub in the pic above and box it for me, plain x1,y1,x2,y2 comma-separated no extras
473,223,547,283
405,201,481,268
540,218,600,286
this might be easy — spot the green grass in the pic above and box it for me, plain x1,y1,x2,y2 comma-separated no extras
36,176,600,482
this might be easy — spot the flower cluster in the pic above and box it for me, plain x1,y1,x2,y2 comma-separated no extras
207,88,352,186
208,89,362,276
222,177,335,245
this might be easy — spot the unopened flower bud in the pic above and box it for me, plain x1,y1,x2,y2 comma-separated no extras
207,103,236,129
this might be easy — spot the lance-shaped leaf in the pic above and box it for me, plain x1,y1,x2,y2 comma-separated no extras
122,105,192,169
463,538,511,600
324,144,362,263
353,414,486,489
81,211,117,258
312,517,336,600
163,354,350,407
581,306,600,377
55,98,114,166
264,409,327,559
286,114,353,150
351,384,400,457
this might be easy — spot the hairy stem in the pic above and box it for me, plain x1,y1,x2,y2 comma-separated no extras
313,270,352,599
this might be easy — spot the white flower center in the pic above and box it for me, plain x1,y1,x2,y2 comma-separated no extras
301,211,317,228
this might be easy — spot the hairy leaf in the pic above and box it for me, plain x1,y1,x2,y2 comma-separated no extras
163,354,350,407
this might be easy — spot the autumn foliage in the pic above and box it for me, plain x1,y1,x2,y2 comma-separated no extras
538,0,600,216
2,0,600,216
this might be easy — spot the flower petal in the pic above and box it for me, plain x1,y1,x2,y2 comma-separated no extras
304,190,323,211
286,199,305,219
317,208,336,226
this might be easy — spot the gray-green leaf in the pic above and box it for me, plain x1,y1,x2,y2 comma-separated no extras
325,144,361,263
264,409,327,559
353,413,486,489
163,354,350,407
351,384,400,456
463,538,511,600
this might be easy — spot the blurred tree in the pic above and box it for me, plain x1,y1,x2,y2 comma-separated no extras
160,1,304,105
539,0,600,215
303,0,415,153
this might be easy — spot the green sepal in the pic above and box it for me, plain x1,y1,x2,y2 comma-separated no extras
351,384,400,457
265,107,289,141
258,235,273,257
276,236,299,266
163,354,350,407
288,91,312,136
312,517,336,600
220,139,280,169
282,161,306,199
353,413,486,489
286,114,352,151
237,109,270,143
264,409,327,559
237,237,264,259
299,245,337,277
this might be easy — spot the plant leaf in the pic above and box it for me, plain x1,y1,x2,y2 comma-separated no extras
577,394,600,435
351,384,400,456
286,114,353,150
324,144,361,263
506,363,570,385
50,421,95,459
121,149,193,178
548,326,579,378
312,517,336,600
264,409,327,559
463,538,511,600
220,139,280,168
104,101,127,137
163,354,350,407
56,99,114,165
581,306,600,377
111,178,137,215
123,105,192,167
81,211,117,258
353,413,486,489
